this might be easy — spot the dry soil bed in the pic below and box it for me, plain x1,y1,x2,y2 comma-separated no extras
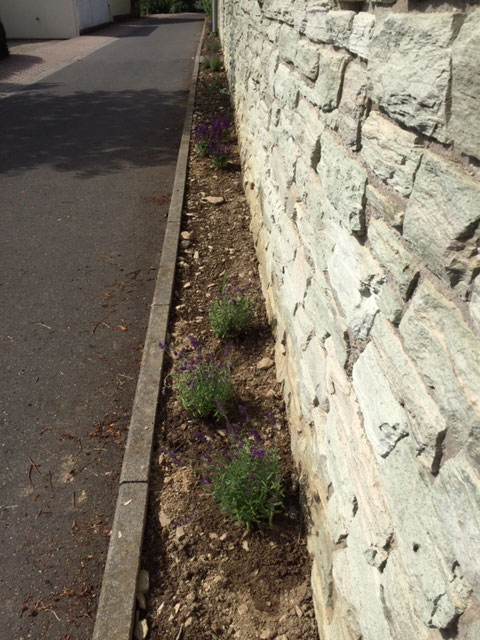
141,33,319,640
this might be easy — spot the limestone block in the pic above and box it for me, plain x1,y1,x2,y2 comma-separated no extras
348,12,375,60
366,183,405,231
378,440,470,631
403,151,480,293
434,451,480,593
273,62,299,109
371,314,448,472
334,59,369,150
368,218,419,300
291,98,325,165
304,2,335,44
399,280,480,459
353,343,409,458
326,10,355,49
381,551,439,640
318,132,367,234
470,276,480,333
277,23,297,65
361,112,424,197
265,20,281,43
293,0,308,35
270,145,296,198
327,229,383,340
298,334,329,412
263,0,295,25
294,164,326,245
295,38,320,81
377,282,404,326
333,535,395,640
368,13,462,142
449,8,480,160
303,275,348,367
280,245,312,316
306,47,350,112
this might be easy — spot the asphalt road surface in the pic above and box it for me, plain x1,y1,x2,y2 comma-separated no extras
0,14,203,639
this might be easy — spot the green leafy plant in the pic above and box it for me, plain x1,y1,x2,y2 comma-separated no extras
161,337,234,419
206,55,221,72
206,40,220,53
209,279,254,339
194,118,231,166
200,0,212,17
197,411,284,528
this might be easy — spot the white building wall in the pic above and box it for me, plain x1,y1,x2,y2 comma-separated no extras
109,0,131,19
0,0,111,39
75,0,109,33
0,0,78,39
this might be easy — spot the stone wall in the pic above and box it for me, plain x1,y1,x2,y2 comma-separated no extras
218,1,480,639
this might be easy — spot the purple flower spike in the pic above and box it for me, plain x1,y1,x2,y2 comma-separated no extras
266,410,276,426
251,428,262,444
159,342,168,351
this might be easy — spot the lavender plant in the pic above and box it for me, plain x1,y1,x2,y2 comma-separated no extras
206,55,221,72
161,336,234,419
208,139,230,170
206,40,220,53
197,410,284,528
209,279,254,339
194,117,231,160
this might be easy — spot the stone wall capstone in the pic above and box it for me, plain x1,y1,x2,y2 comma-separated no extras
218,1,480,638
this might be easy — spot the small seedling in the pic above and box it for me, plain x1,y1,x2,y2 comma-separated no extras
209,279,254,338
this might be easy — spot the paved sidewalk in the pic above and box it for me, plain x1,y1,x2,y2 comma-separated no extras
0,13,203,639
0,20,148,97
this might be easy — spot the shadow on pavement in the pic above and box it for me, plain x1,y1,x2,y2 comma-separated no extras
0,86,189,177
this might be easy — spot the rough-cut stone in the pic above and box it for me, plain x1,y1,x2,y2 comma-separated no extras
368,13,462,142
471,276,480,333
327,229,383,339
361,112,423,197
273,61,299,108
333,59,369,150
449,9,480,160
304,2,342,44
368,218,419,300
220,3,480,638
379,440,469,633
403,151,480,293
277,23,297,65
325,10,354,49
371,314,448,472
263,0,295,25
399,280,480,459
303,275,348,367
304,47,350,112
377,282,404,326
353,344,409,458
348,12,375,59
318,132,367,234
434,451,480,593
366,184,405,231
295,37,321,80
